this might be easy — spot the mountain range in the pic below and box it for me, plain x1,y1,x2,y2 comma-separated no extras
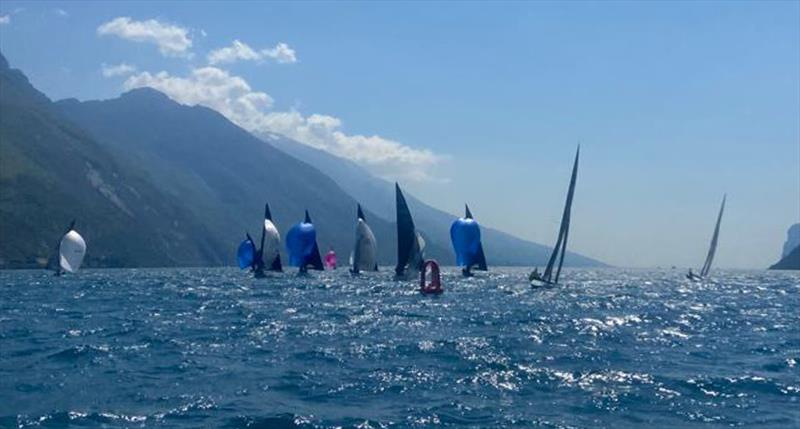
0,52,604,269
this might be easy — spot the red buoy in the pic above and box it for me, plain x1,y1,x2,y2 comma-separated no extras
420,259,443,294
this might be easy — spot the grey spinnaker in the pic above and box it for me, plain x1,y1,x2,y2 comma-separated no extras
351,204,378,274
531,146,579,285
261,203,282,272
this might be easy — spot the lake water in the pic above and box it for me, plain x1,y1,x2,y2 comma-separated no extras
1,268,798,428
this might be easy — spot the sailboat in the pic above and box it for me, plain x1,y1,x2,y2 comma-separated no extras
450,204,488,277
687,195,726,281
286,210,324,273
395,183,426,278
351,204,378,274
53,220,87,275
530,147,580,287
237,203,282,277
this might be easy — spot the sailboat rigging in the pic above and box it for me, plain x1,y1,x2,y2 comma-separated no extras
687,195,726,281
530,146,580,287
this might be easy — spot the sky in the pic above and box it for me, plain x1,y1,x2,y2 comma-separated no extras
1,1,798,269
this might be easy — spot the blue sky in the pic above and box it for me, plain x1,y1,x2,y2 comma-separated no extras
1,1,798,268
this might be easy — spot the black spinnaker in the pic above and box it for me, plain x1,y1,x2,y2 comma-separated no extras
395,183,424,277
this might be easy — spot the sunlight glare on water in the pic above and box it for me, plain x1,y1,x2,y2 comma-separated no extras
0,268,798,428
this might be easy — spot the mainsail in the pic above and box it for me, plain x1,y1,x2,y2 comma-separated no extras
352,204,378,273
534,147,579,285
395,183,424,277
699,195,726,278
57,220,86,274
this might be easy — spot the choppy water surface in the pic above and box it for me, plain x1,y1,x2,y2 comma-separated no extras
1,268,798,428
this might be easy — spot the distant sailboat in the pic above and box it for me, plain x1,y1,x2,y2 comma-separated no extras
286,210,324,273
351,204,378,274
258,203,282,275
450,204,488,277
687,195,726,281
54,220,86,275
395,183,425,278
530,147,580,287
237,203,282,276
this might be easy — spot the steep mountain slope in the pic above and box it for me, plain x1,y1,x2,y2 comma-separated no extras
0,53,222,268
769,245,800,270
266,134,604,266
55,88,404,266
770,223,800,270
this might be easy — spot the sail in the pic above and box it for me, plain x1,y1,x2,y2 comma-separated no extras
237,237,256,269
450,204,487,271
540,146,579,284
352,204,378,273
59,230,86,273
260,203,282,272
699,195,726,277
286,210,324,270
395,183,418,276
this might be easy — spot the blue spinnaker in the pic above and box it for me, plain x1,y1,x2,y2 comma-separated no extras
450,218,482,267
286,222,317,267
237,239,256,269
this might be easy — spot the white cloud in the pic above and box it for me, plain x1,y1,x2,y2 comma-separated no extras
122,67,441,181
97,17,192,57
207,40,297,65
0,15,10,25
207,40,260,64
261,42,297,64
54,8,68,17
123,67,274,126
101,63,137,77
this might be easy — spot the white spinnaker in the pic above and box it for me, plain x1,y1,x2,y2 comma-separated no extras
263,219,281,263
59,230,86,273
353,219,377,271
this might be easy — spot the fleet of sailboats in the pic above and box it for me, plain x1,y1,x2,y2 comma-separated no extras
47,148,731,284
687,195,726,281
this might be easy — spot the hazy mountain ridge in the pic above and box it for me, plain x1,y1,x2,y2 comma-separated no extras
1,51,603,268
0,53,223,268
54,88,404,267
266,134,605,267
